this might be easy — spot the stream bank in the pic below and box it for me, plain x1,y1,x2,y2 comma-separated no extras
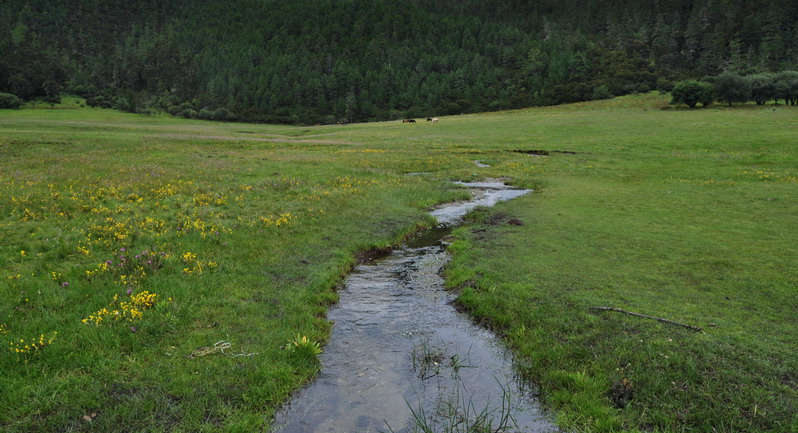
273,182,556,433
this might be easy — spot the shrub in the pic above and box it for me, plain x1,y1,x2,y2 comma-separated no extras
713,72,752,106
198,108,215,120
177,102,194,112
179,108,197,119
698,86,715,108
591,85,614,101
656,77,675,92
213,107,233,121
442,101,461,115
86,96,113,108
671,80,715,109
43,95,61,108
749,73,775,105
0,92,22,109
773,71,798,105
113,97,134,113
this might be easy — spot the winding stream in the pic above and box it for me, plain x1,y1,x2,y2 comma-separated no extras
273,182,556,433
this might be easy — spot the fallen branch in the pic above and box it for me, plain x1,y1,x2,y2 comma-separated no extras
590,307,703,332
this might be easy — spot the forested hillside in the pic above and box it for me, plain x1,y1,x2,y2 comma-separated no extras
2,0,798,122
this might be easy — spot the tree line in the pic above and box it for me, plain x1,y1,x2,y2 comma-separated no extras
2,0,798,122
671,71,798,108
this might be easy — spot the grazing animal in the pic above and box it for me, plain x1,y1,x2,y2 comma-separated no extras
431,118,439,123
403,118,416,123
426,117,432,121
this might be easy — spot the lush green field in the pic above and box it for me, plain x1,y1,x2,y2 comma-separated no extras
1,94,796,432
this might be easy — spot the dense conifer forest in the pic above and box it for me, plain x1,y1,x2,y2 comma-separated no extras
3,0,798,122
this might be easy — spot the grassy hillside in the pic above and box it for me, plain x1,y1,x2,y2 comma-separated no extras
1,94,796,432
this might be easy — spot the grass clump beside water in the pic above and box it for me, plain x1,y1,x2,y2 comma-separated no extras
1,93,796,432
395,380,519,433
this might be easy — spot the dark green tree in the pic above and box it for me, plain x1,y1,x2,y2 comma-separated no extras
713,72,751,106
773,71,798,105
42,79,60,108
671,80,715,109
749,73,775,105
0,92,23,108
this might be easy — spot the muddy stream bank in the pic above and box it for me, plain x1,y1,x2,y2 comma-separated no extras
273,181,557,433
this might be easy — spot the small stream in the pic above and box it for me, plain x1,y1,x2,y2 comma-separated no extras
273,182,557,433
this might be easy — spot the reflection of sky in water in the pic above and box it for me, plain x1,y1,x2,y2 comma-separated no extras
273,183,553,433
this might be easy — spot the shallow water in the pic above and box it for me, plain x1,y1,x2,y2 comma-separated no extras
273,182,556,433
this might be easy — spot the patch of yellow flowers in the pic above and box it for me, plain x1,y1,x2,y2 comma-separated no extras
258,212,296,228
85,217,132,247
193,192,228,207
115,266,146,287
181,251,217,274
8,332,58,361
82,291,161,326
742,170,798,183
331,176,379,194
84,261,112,281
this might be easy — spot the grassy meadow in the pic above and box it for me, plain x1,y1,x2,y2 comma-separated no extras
1,94,796,432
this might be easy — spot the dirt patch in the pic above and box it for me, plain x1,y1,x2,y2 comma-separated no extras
485,213,523,227
470,227,494,243
356,246,393,264
609,378,634,409
107,384,142,401
9,139,73,146
512,149,580,156
514,149,550,156
487,212,510,226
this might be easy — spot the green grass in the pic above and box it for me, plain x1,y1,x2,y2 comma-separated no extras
1,93,796,432
445,95,798,432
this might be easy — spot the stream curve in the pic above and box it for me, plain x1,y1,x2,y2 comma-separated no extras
273,181,556,433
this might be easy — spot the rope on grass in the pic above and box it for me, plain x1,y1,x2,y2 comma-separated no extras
187,340,258,358
229,351,258,358
590,306,704,332
187,340,231,358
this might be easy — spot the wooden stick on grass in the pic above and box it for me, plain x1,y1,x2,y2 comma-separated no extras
590,306,703,332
